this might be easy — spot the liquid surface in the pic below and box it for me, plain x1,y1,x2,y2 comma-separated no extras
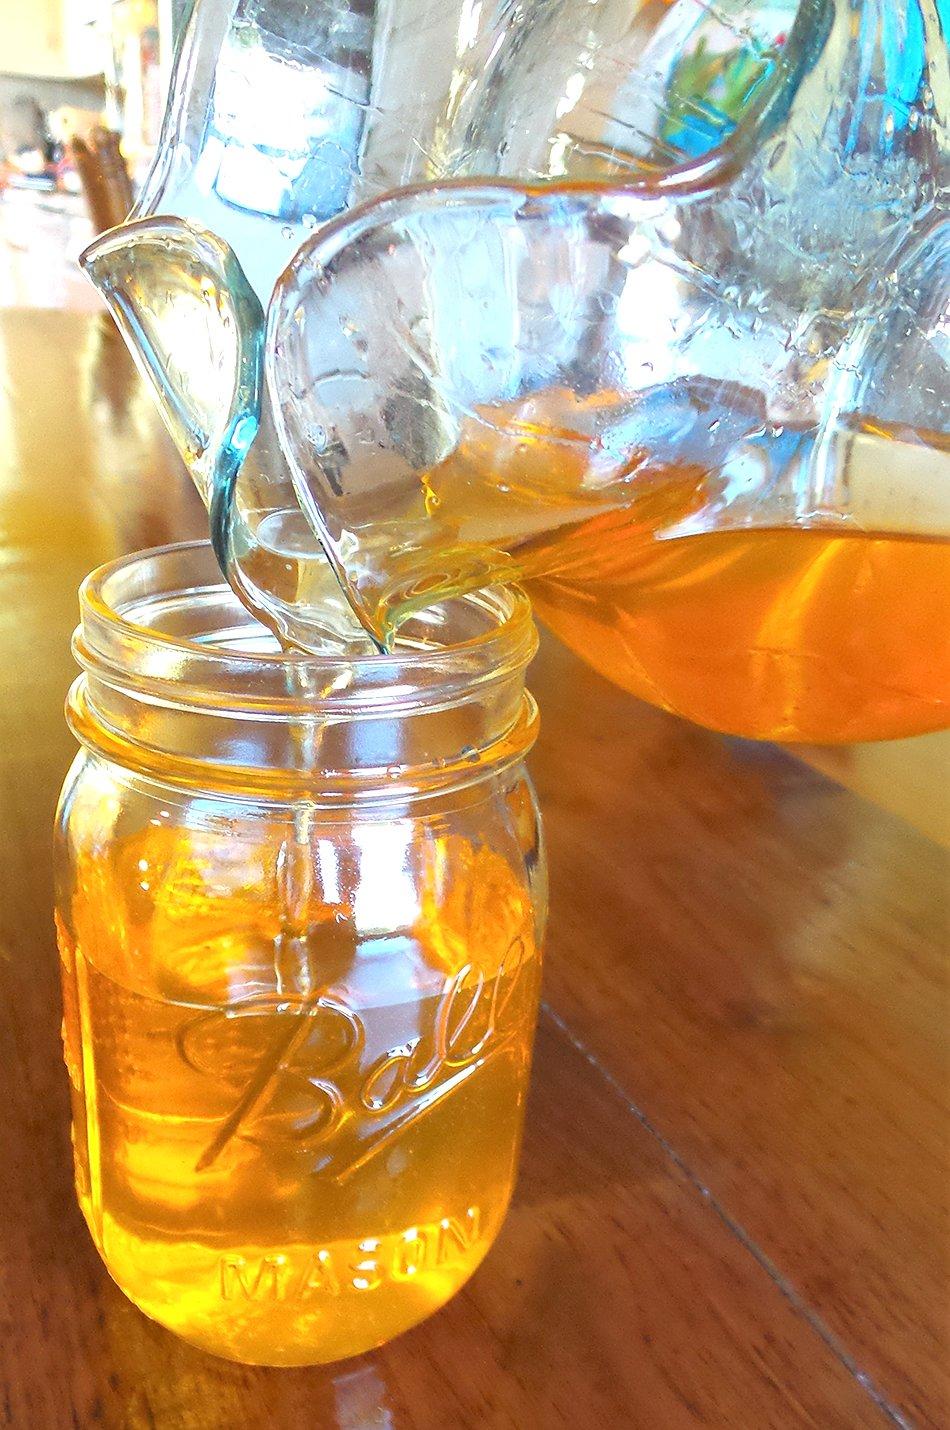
58,815,540,1365
530,520,950,744
373,396,950,743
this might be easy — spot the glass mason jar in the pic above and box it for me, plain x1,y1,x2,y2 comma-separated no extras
54,541,545,1366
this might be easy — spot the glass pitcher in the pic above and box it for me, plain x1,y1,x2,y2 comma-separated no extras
82,0,949,740
267,185,948,743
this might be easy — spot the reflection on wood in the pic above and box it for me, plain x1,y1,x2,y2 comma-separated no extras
796,735,950,848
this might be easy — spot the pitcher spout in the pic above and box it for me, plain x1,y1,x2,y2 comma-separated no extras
80,215,370,655
80,216,264,533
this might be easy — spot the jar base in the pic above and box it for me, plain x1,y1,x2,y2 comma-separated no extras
85,1203,499,1366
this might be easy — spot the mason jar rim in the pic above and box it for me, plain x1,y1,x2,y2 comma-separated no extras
75,540,538,717
68,542,539,801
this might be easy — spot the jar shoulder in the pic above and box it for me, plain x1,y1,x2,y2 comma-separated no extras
54,755,546,1001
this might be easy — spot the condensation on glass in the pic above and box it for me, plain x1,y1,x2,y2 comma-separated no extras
55,542,546,1365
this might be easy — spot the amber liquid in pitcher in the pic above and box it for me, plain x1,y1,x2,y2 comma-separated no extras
58,812,541,1365
530,518,949,743
402,397,950,743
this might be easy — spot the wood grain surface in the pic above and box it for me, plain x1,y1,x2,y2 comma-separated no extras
0,310,946,1429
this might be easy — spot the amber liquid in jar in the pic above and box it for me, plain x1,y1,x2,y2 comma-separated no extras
57,549,543,1365
58,812,540,1365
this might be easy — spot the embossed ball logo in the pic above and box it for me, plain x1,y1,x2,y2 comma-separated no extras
177,933,534,1177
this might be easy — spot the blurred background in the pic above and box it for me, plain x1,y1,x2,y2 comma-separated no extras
0,0,190,309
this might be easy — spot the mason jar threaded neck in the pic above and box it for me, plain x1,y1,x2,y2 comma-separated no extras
67,542,538,802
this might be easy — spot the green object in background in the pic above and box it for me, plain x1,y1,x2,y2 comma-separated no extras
659,37,776,157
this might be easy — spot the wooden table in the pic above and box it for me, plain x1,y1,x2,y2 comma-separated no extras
0,310,946,1429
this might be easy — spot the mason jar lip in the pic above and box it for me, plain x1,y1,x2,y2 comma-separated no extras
75,541,538,723
70,542,539,801
80,539,535,666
